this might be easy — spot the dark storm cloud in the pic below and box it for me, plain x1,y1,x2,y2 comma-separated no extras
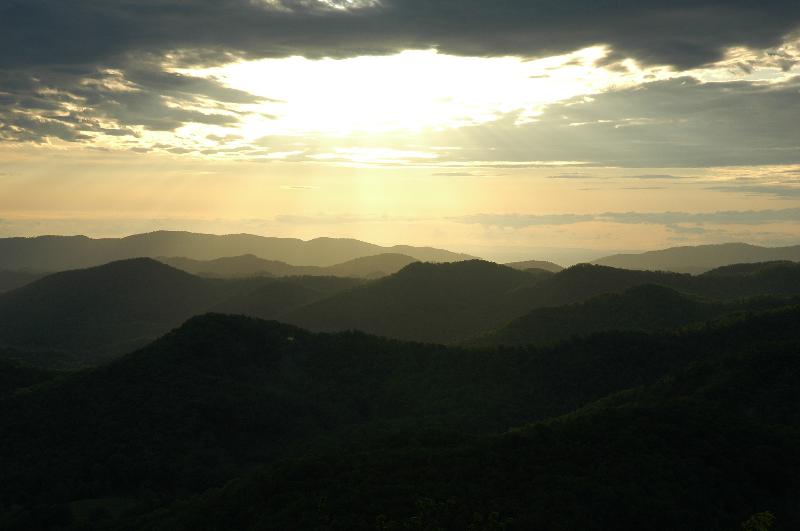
1,1,799,145
1,0,799,70
0,59,257,142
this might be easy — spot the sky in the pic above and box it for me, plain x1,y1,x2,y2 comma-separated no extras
1,0,800,263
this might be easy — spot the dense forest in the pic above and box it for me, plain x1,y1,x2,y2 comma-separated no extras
0,250,798,530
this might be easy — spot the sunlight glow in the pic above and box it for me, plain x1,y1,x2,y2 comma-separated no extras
183,47,661,138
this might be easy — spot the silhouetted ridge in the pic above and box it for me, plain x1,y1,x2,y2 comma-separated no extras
504,259,564,273
0,231,473,271
159,252,417,279
593,242,800,273
702,260,795,276
0,258,236,361
285,260,540,343
476,283,796,347
94,306,800,531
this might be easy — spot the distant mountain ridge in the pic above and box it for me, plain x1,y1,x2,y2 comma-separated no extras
283,260,546,344
475,283,797,347
159,252,418,279
0,258,361,366
593,242,800,273
285,260,800,344
504,259,563,272
0,231,474,271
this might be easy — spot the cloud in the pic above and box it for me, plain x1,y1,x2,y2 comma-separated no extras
0,59,262,143
548,173,686,180
707,184,800,198
623,174,684,180
417,76,800,167
1,0,798,73
452,208,800,229
547,173,594,179
432,171,478,177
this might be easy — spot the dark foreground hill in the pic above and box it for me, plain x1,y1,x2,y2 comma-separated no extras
133,308,800,531
0,231,472,271
2,308,799,530
159,253,417,279
475,283,798,346
593,242,800,273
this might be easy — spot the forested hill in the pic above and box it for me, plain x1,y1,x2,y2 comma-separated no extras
159,252,418,279
2,307,799,530
129,306,800,531
475,283,798,346
0,259,360,366
283,260,547,343
5,258,800,366
285,260,800,343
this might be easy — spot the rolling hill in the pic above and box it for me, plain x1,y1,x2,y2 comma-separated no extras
2,307,799,530
284,260,546,343
4,258,800,367
504,259,564,273
134,307,800,531
593,242,800,273
0,231,473,271
159,252,418,279
283,260,800,344
0,259,359,366
475,283,797,346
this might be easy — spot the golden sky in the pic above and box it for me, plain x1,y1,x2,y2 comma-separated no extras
1,4,799,262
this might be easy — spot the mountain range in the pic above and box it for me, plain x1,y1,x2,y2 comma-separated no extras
593,242,800,273
158,252,418,279
4,257,800,369
0,231,473,272
2,230,800,530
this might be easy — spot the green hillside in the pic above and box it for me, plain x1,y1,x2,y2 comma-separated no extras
476,283,797,346
284,260,546,343
139,307,800,531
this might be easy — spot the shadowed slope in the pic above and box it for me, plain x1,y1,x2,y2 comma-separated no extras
504,259,563,273
1,307,737,514
284,260,543,343
149,307,800,531
0,270,45,293
160,253,418,279
476,283,796,346
0,258,235,361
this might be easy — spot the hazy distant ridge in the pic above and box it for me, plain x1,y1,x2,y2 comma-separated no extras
593,242,800,273
159,252,418,279
0,231,474,271
504,259,564,273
